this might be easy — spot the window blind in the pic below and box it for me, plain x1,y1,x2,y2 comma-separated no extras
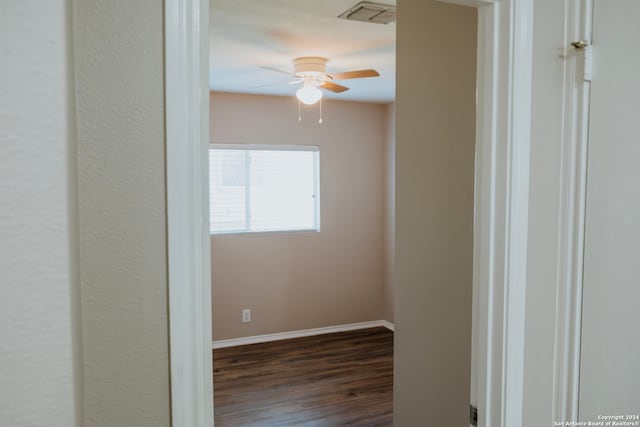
209,145,320,234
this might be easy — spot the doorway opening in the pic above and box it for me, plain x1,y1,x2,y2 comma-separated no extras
165,0,535,426
205,0,483,425
208,1,397,424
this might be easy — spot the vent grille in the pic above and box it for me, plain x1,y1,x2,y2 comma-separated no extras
338,1,396,25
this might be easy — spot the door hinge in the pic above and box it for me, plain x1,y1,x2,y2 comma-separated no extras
470,404,478,426
571,40,593,82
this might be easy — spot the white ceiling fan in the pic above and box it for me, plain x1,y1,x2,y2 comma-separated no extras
262,57,380,105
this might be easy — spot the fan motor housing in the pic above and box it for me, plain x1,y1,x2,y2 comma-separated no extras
293,57,328,77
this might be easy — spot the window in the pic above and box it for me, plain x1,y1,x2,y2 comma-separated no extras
209,144,320,234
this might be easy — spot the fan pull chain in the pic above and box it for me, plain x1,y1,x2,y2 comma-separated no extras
298,100,302,122
318,98,323,124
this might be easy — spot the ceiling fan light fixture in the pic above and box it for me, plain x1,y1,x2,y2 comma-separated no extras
296,85,323,105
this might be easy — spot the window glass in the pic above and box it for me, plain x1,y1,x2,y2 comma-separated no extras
209,145,320,234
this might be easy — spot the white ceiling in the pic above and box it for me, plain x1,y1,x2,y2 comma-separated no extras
209,0,396,103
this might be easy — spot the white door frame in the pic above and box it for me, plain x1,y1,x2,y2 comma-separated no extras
165,0,214,426
162,0,546,426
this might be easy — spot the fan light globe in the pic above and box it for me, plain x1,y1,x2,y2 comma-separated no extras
296,86,323,105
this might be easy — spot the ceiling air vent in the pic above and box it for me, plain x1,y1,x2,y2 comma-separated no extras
338,1,396,25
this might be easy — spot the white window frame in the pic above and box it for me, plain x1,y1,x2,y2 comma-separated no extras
209,144,321,236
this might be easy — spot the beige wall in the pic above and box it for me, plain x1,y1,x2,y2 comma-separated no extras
1,1,82,425
210,92,388,340
74,1,171,426
383,103,396,322
394,1,476,425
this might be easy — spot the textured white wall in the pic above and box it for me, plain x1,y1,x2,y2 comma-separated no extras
394,1,476,425
0,1,82,426
73,1,171,425
579,0,640,419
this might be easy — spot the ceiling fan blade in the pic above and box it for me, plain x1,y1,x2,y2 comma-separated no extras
320,81,350,93
288,79,304,85
260,66,294,75
329,69,380,80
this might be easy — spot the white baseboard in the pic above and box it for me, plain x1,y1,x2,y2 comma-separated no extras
380,320,395,331
212,319,395,349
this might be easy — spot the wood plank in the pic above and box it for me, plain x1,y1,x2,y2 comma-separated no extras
213,327,393,426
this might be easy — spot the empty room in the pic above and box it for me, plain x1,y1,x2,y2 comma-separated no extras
208,0,477,425
209,1,397,425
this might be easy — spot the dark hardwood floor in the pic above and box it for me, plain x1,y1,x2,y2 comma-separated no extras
213,327,393,427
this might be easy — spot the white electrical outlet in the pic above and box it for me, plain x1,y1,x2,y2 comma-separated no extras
242,309,251,323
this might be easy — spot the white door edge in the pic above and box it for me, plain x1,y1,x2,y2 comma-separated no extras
552,0,592,423
437,0,535,426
